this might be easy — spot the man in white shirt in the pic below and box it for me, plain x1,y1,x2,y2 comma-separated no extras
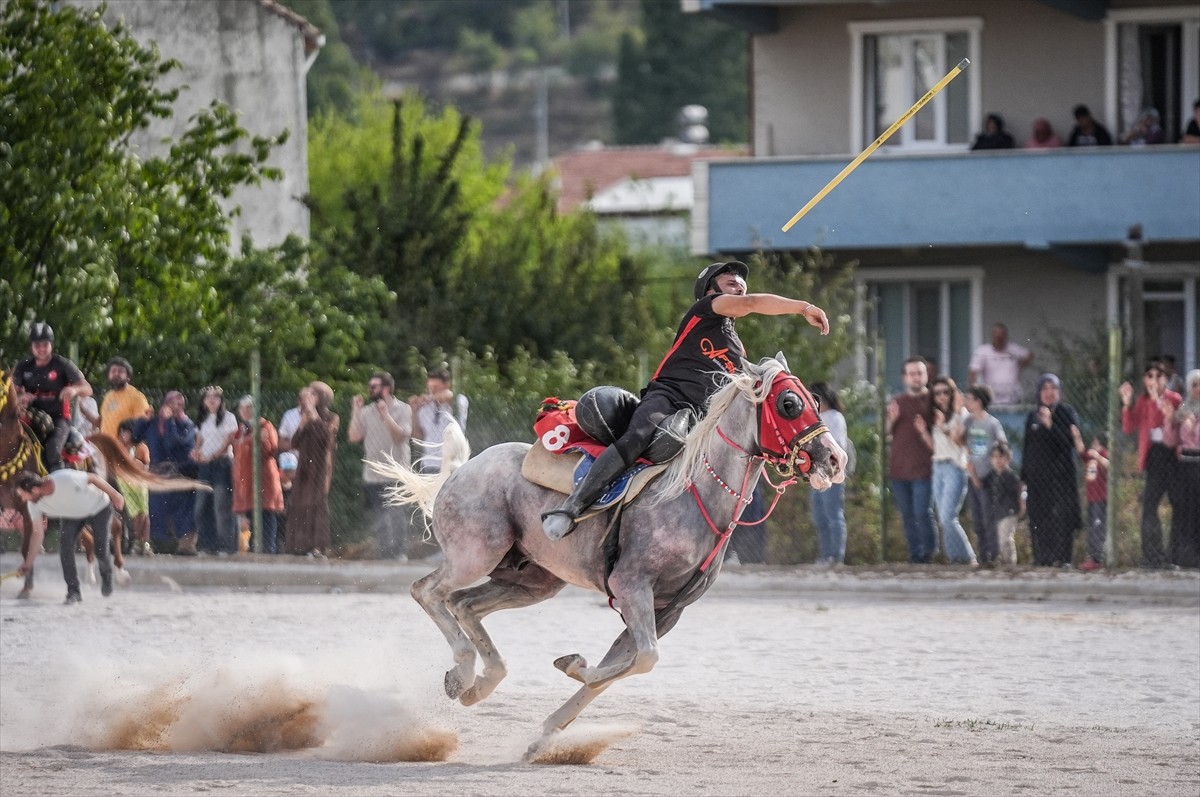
410,367,469,474
15,469,125,604
969,323,1034,406
348,372,413,560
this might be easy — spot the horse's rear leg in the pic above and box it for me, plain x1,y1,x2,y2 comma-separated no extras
449,567,566,706
411,566,483,700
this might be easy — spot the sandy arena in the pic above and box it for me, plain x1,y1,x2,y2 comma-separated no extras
1,554,1198,796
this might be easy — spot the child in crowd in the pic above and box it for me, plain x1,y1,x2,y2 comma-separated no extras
116,418,152,555
1080,432,1109,572
984,442,1024,566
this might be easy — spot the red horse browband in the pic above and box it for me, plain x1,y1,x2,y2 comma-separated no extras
757,372,827,479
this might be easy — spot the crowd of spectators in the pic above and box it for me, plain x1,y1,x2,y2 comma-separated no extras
890,325,1198,571
971,100,1200,151
10,333,469,564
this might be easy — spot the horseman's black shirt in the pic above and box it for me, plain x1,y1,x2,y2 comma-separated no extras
14,353,83,420
643,294,746,410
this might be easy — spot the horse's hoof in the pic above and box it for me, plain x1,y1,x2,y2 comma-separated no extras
554,654,587,682
444,669,467,700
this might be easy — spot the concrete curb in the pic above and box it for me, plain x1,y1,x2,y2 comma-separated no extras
4,553,1197,605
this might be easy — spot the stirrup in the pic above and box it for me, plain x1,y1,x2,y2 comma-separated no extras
541,509,579,542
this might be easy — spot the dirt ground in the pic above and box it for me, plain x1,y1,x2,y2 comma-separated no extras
1,564,1198,797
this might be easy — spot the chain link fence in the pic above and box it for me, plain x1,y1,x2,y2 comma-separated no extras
7,373,1189,570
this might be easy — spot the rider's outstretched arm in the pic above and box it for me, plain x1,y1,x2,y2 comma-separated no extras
712,293,830,335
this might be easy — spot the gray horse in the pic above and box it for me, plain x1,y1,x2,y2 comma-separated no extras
374,356,846,751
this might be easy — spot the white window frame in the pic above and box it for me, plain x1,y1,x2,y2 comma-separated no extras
855,266,984,385
1104,6,1200,138
1106,263,1198,373
849,17,983,154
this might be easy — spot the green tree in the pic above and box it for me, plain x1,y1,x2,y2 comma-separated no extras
613,0,748,144
0,0,389,388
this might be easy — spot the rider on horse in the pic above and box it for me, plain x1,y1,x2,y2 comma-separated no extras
13,322,93,473
541,261,831,541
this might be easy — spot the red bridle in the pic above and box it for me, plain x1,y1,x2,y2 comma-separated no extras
687,369,827,572
756,372,827,479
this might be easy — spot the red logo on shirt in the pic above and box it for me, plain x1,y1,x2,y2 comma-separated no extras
699,337,739,374
48,370,58,381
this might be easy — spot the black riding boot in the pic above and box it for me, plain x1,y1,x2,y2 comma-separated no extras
542,445,629,541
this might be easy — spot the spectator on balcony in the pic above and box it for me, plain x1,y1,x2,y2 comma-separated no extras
1022,373,1084,567
1067,104,1113,147
1120,107,1166,146
971,113,1015,151
1183,99,1200,144
968,323,1034,406
1120,363,1183,568
1024,117,1062,149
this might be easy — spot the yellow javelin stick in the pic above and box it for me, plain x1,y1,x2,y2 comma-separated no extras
1,570,22,582
782,57,970,233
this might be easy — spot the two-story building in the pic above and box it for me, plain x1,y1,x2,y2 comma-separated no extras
69,0,323,246
686,0,1199,397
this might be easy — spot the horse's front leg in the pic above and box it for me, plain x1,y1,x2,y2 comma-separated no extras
534,598,687,752
568,581,660,689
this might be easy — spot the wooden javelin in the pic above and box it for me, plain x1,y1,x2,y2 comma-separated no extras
781,57,971,233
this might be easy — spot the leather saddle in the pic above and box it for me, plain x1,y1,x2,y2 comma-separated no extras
521,385,696,510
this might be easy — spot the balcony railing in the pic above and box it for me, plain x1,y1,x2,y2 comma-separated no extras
692,145,1200,255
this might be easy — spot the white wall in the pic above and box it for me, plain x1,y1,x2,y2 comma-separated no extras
70,0,313,246
754,1,1121,157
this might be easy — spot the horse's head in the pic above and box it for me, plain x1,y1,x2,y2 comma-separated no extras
755,354,846,491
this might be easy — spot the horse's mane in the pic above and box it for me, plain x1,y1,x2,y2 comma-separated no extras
653,358,785,502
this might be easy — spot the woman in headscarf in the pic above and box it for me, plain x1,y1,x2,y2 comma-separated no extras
1021,374,1084,566
286,381,339,556
1025,117,1062,149
1164,369,1200,567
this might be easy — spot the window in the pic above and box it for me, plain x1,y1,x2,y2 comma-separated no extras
1106,8,1200,144
850,18,982,152
1108,268,1198,376
857,268,983,394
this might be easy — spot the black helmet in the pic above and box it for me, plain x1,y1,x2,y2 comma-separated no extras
106,356,134,378
693,261,749,301
28,322,54,343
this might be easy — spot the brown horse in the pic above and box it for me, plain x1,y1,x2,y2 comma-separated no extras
1,369,202,597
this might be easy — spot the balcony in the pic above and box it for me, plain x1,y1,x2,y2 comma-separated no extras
692,146,1200,257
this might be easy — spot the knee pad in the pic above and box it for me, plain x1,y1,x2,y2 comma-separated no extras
643,408,697,464
575,386,640,445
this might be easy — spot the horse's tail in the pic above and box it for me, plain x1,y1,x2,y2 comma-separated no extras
439,420,471,474
365,454,447,517
87,433,210,492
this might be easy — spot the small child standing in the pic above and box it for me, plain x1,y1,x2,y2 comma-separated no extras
984,442,1024,566
116,419,152,555
1080,432,1109,571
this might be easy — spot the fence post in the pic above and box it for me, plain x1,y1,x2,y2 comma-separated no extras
250,348,263,554
1104,325,1121,567
876,336,888,563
